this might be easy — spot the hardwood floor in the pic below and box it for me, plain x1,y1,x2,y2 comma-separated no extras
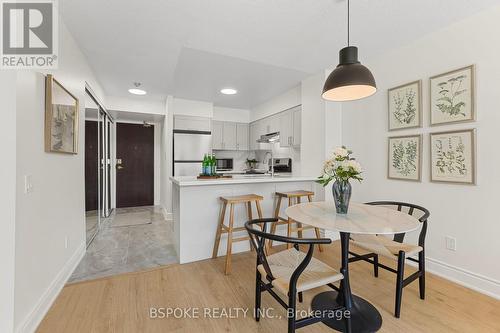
38,242,500,332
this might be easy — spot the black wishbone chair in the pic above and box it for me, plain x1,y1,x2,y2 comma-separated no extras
347,201,430,318
245,218,351,333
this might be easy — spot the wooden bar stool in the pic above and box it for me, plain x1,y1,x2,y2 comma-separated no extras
270,191,323,252
212,194,264,275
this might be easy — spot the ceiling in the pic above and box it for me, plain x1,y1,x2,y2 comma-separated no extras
61,0,498,109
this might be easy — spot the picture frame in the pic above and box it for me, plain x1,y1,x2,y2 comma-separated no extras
388,80,422,131
388,134,422,182
45,74,79,154
430,129,476,185
430,65,475,126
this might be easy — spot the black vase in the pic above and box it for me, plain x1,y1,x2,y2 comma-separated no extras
332,180,352,214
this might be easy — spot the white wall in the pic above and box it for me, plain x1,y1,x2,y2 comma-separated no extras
0,72,17,333
172,97,213,118
106,95,166,115
213,106,250,123
13,20,106,332
300,73,327,177
341,6,500,298
250,85,301,121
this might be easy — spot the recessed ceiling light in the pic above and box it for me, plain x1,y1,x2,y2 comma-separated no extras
128,82,147,95
128,88,147,95
220,88,237,95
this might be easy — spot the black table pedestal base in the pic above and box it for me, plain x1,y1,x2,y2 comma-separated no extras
311,291,382,333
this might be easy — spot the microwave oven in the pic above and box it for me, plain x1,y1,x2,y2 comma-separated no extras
216,158,233,171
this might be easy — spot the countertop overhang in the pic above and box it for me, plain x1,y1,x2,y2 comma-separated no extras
170,175,317,187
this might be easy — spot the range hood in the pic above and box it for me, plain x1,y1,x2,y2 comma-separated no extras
257,132,280,143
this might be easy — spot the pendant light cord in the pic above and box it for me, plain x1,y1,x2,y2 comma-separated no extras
347,0,350,46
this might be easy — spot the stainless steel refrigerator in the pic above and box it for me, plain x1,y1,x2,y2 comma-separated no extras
173,130,212,176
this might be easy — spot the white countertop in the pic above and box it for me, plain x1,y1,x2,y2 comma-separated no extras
170,175,317,187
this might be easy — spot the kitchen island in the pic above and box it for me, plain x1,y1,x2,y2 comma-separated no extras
171,175,324,264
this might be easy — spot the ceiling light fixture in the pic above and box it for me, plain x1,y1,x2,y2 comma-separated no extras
220,88,238,95
128,82,147,95
322,0,376,102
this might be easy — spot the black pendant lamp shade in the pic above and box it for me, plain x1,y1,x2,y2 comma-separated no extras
322,46,376,101
322,0,376,102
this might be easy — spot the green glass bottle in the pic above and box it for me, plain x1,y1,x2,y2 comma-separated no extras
202,154,208,175
211,154,217,175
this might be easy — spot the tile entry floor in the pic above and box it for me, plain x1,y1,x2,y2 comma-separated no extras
69,206,177,283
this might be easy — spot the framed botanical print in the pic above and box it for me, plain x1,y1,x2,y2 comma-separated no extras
388,80,422,131
430,65,475,126
45,74,79,154
388,134,422,181
430,129,476,184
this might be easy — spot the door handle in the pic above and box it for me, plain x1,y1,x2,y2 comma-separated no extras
117,165,124,170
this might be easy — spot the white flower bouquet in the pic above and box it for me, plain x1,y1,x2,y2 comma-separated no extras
317,146,363,186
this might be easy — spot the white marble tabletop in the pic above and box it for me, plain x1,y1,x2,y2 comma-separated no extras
285,201,420,235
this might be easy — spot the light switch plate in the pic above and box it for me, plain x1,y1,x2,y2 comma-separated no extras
24,175,33,193
445,236,457,251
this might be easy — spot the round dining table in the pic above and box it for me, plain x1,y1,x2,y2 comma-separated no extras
285,201,420,333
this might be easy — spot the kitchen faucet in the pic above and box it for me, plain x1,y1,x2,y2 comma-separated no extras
263,151,274,177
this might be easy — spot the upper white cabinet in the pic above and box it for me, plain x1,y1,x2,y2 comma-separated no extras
212,120,249,151
249,122,259,150
223,122,237,150
174,115,211,132
292,107,301,146
236,123,249,150
278,106,301,148
212,120,224,150
248,105,301,149
279,111,293,147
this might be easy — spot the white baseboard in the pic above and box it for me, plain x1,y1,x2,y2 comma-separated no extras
405,256,500,300
161,206,172,221
16,242,86,333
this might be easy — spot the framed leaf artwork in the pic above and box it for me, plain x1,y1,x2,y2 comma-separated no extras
430,129,476,185
388,135,422,181
388,80,422,131
45,74,79,154
430,65,475,126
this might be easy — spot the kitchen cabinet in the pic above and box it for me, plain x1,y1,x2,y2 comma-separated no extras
249,122,258,150
261,114,279,134
279,106,301,148
174,115,211,132
212,120,224,150
236,123,249,150
248,105,301,150
292,107,301,146
279,110,293,147
223,122,237,150
212,120,248,151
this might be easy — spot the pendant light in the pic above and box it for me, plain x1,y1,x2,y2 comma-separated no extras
322,0,376,101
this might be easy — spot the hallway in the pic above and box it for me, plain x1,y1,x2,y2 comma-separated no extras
70,206,177,283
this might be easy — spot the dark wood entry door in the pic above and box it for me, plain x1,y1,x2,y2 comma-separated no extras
85,120,99,211
116,123,154,208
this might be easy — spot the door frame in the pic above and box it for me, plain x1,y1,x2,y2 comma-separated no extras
113,120,161,209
